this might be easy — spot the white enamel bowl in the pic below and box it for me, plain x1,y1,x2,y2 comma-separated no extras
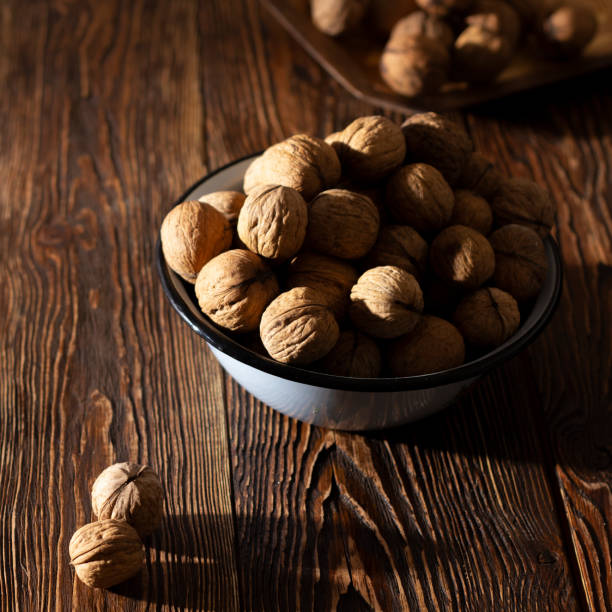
156,155,563,431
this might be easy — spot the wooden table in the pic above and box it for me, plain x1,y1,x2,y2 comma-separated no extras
1,1,610,610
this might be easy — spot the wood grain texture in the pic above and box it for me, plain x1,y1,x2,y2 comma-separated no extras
464,81,612,611
0,1,239,610
0,0,610,610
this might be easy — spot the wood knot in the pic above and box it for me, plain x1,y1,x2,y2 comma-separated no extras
536,550,557,565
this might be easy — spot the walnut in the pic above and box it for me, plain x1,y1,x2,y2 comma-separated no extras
491,177,554,237
198,191,245,225
368,0,420,36
161,200,232,283
489,224,547,301
415,0,472,17
69,519,144,589
318,330,382,377
401,112,473,185
466,0,522,46
286,252,358,319
243,134,341,201
91,463,163,539
349,265,424,338
311,0,369,36
538,4,597,58
195,249,279,332
338,182,386,216
380,35,450,97
260,287,340,365
237,184,308,261
453,286,520,346
388,315,465,375
452,24,514,83
328,116,406,183
430,225,495,289
365,225,428,280
306,189,380,259
457,152,503,199
389,11,455,48
385,163,454,234
450,189,493,235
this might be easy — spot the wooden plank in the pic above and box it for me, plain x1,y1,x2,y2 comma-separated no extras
465,80,612,610
222,3,582,610
0,1,239,609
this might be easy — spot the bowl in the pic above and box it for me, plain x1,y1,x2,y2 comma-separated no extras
156,154,563,431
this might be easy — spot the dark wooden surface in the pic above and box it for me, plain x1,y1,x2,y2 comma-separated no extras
0,1,610,610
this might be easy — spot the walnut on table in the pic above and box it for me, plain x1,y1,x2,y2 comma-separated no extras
69,519,144,589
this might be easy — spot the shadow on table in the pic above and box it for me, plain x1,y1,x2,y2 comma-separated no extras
367,262,610,473
109,512,239,609
134,511,456,610
467,66,612,137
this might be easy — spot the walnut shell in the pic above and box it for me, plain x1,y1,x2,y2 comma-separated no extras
380,35,450,97
388,315,465,375
243,135,341,201
286,252,358,319
466,0,522,46
311,0,369,36
195,249,279,332
430,225,495,289
538,4,597,58
365,225,428,279
318,330,382,377
260,287,340,365
491,177,554,237
91,463,163,539
389,11,455,48
415,0,472,17
349,265,424,338
452,24,514,83
328,116,406,183
457,152,503,199
161,200,232,283
335,181,387,219
453,286,520,346
489,224,547,301
69,520,144,588
198,191,246,225
306,189,380,259
368,0,419,36
237,184,308,261
385,163,454,234
401,112,473,184
450,189,493,235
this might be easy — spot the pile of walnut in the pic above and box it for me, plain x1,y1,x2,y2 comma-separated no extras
161,113,553,378
68,463,163,589
310,0,598,97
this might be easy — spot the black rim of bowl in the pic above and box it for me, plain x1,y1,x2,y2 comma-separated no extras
156,155,563,393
